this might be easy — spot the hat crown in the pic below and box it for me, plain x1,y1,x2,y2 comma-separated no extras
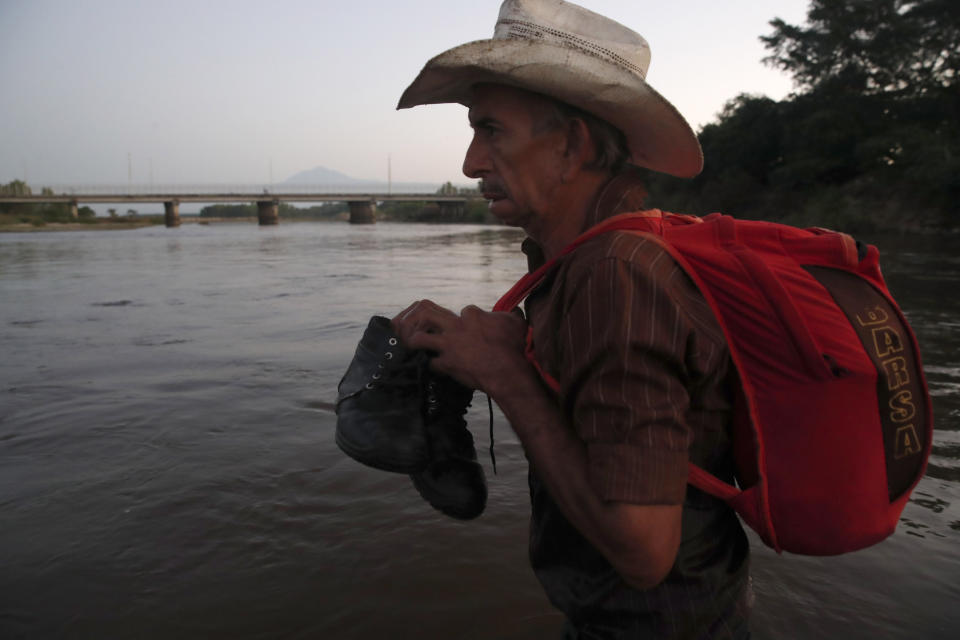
396,0,703,177
493,0,650,80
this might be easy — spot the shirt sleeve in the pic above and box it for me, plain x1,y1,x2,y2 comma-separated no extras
557,247,697,505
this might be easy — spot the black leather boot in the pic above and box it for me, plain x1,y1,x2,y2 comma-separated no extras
335,316,430,473
410,372,487,520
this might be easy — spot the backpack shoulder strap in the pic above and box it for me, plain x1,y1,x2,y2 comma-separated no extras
493,211,750,511
493,210,669,312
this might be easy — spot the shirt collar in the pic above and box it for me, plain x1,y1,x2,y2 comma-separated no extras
521,167,649,271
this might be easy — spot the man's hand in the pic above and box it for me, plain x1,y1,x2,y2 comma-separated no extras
392,300,528,394
393,300,681,590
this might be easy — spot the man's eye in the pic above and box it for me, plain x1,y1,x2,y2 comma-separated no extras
474,122,497,135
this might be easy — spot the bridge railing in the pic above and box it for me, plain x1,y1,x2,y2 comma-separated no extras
28,183,462,196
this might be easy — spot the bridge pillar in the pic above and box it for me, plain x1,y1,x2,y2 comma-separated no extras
348,200,376,224
257,200,279,225
69,199,79,219
437,200,465,221
164,200,181,228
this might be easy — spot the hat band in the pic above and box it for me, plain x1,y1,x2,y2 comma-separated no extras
496,18,648,79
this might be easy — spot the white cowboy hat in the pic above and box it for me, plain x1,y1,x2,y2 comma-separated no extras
397,0,703,178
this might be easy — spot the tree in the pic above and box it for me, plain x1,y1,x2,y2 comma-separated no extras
641,0,957,228
37,187,70,221
765,0,959,222
436,181,457,195
0,179,31,196
762,0,959,97
0,180,33,216
199,203,256,218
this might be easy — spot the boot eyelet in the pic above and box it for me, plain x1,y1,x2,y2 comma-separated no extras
384,352,393,360
365,382,375,389
372,373,381,380
388,338,398,346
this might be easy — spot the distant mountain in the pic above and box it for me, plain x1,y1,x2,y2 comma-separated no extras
281,165,463,195
283,166,377,185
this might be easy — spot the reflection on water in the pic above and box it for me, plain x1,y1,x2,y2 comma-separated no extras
0,223,957,638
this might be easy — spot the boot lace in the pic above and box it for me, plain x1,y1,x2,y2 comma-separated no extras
424,376,497,475
336,346,426,407
487,394,496,475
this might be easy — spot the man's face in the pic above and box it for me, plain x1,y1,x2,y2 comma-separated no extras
462,84,567,229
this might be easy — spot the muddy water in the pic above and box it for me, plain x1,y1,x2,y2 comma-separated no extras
1,223,957,638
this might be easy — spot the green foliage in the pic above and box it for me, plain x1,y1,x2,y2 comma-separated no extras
645,0,959,231
35,188,71,222
278,202,348,220
436,181,481,195
0,179,31,196
0,181,73,222
378,197,487,223
373,181,485,222
464,199,490,223
0,180,34,217
198,202,351,220
762,0,959,97
379,201,433,221
199,203,256,218
0,182,164,228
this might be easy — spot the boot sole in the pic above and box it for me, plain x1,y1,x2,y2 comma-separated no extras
335,428,429,474
410,472,486,520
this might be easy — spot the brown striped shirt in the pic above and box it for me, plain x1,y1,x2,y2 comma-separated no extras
522,169,750,638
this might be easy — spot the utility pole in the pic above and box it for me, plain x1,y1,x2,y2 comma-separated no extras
388,153,392,194
127,152,132,192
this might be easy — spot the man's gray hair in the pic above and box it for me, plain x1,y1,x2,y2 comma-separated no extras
536,99,631,173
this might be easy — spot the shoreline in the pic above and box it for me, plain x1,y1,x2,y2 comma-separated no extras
3,218,950,235
0,218,266,233
0,217,487,232
0,221,158,233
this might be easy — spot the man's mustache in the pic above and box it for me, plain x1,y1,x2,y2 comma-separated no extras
479,179,507,198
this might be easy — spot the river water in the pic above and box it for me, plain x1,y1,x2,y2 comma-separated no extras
1,222,957,639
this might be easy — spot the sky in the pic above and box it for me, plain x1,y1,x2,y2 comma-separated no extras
0,0,811,188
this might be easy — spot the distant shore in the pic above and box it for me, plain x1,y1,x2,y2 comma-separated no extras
0,217,269,232
0,221,157,233
0,215,506,232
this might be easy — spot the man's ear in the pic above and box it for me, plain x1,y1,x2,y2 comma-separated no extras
560,117,594,182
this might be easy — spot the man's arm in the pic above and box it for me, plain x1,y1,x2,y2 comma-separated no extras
393,301,681,589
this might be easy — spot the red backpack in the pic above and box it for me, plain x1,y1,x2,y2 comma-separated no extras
494,210,932,555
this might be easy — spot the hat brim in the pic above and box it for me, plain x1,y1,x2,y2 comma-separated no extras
397,38,703,178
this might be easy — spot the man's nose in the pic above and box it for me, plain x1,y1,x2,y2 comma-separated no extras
462,134,488,178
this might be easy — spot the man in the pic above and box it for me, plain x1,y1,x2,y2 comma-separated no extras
393,1,750,637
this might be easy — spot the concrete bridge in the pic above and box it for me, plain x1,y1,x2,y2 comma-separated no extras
0,187,480,227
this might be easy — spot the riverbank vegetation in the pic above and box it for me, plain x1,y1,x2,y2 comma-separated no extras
377,182,488,223
642,0,959,233
199,202,348,220
198,181,488,223
0,180,162,230
5,2,954,234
